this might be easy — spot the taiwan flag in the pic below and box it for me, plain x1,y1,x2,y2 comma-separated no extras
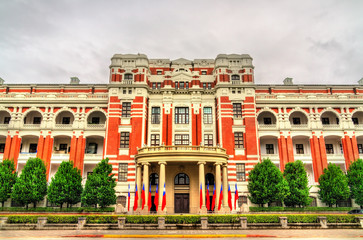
218,185,223,211
141,183,145,210
161,183,166,211
154,184,159,212
234,183,239,210
133,184,138,211
148,183,152,212
211,184,216,211
228,184,232,211
199,183,203,209
206,182,210,211
127,184,130,211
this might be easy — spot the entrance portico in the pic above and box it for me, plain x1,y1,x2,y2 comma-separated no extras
135,145,229,214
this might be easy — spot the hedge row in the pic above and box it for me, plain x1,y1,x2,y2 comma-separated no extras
249,207,354,212
2,214,360,224
0,207,115,213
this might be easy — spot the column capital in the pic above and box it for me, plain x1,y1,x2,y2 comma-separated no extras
142,162,150,166
214,162,222,166
158,161,167,165
197,161,206,165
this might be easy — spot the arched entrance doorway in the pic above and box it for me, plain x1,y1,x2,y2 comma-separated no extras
174,173,190,213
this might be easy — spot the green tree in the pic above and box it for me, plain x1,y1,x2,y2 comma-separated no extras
318,163,350,207
0,159,17,207
11,158,47,209
47,161,83,208
347,159,363,208
81,158,116,208
248,158,289,207
283,160,312,207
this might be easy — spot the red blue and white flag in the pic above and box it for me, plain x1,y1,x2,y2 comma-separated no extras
128,184,130,211
218,185,223,211
234,183,239,210
141,183,145,210
206,182,210,211
133,184,138,211
228,184,232,211
199,183,203,209
161,183,166,211
211,183,216,211
148,182,152,212
154,183,159,212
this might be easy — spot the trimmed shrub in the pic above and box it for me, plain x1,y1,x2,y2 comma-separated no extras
165,215,201,224
126,215,158,224
47,215,79,223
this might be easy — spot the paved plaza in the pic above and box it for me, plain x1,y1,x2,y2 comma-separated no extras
0,229,362,239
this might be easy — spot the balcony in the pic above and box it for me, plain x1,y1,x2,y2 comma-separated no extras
18,153,37,162
326,154,345,163
23,124,41,129
54,124,73,129
86,123,106,129
258,124,277,130
261,154,279,163
322,124,341,130
136,145,228,164
291,124,309,129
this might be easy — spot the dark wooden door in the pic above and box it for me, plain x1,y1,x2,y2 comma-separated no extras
150,196,156,212
174,194,189,213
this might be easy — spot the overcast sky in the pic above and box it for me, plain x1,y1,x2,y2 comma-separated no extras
0,0,362,85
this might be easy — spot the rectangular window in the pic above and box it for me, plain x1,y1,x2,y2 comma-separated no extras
0,143,5,153
91,117,100,124
296,144,304,154
293,118,301,125
179,82,184,89
266,144,274,154
118,163,128,182
29,143,37,153
203,83,206,89
326,144,334,154
122,102,131,117
234,132,244,148
352,118,359,125
204,134,213,146
358,144,363,154
175,107,189,124
151,107,160,124
120,132,130,148
86,143,98,154
4,117,10,124
263,118,272,125
157,83,161,89
201,71,207,75
207,83,212,89
175,82,178,89
152,83,156,89
186,82,189,89
59,144,68,153
236,163,246,181
33,117,41,124
150,134,160,146
233,103,242,118
322,118,330,125
203,107,213,124
174,134,189,145
62,117,70,124
157,71,162,75
340,144,344,154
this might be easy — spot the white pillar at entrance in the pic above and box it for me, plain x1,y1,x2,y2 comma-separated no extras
222,164,228,208
158,161,166,212
215,163,221,211
136,164,142,209
142,163,149,211
198,161,206,212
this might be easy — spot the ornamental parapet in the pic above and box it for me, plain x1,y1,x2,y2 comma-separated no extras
135,145,228,164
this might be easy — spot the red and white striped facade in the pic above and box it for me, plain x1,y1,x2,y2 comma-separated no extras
0,53,361,211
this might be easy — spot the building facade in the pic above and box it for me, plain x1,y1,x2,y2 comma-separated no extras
0,53,361,212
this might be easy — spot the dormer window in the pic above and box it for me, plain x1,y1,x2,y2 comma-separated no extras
157,71,162,75
201,71,207,75
124,74,133,80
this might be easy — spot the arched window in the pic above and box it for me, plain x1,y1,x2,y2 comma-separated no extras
231,75,240,81
174,173,189,185
205,173,214,185
309,196,317,207
149,173,159,185
124,73,133,80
